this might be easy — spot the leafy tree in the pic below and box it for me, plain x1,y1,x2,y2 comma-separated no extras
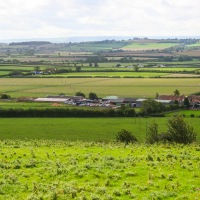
89,63,93,67
134,65,139,72
116,129,137,144
9,70,22,76
178,55,193,62
94,62,99,68
166,115,196,144
34,66,40,71
0,94,11,99
76,92,86,98
141,99,165,114
173,89,180,96
155,92,159,99
75,66,81,72
183,97,190,109
89,92,98,100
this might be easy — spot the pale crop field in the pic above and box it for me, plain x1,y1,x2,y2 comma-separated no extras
0,78,200,98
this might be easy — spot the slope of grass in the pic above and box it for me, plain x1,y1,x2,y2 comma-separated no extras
0,140,199,199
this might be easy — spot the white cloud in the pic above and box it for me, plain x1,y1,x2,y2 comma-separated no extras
0,0,200,40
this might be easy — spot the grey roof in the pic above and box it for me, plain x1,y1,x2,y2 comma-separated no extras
103,96,119,100
110,98,125,103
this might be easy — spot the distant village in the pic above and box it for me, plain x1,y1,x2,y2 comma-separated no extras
32,94,200,109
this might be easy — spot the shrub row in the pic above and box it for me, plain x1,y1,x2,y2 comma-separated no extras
0,108,136,118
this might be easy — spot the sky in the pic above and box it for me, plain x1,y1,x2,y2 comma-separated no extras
0,0,200,40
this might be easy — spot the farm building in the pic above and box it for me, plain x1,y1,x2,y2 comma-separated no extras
34,98,69,103
34,95,84,103
157,95,185,105
102,96,136,106
46,95,84,102
136,99,147,108
102,96,119,101
188,95,200,108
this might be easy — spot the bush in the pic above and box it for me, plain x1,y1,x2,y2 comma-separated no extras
116,129,137,144
166,114,197,144
146,122,159,144
190,114,195,118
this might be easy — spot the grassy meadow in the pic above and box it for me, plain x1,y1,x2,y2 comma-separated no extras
0,140,199,199
0,117,200,142
0,78,200,98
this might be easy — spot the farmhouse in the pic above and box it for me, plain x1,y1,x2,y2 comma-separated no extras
188,95,200,108
157,95,185,105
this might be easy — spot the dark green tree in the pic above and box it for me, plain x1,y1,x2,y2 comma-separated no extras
183,97,190,109
76,91,85,98
75,66,81,72
141,99,165,114
89,92,98,100
94,62,99,68
34,66,40,71
0,94,11,99
134,65,139,72
173,89,180,96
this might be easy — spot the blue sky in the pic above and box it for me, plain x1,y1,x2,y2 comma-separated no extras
0,0,200,40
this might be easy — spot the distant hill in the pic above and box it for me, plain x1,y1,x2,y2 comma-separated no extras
3,36,133,44
9,41,51,46
1,36,200,44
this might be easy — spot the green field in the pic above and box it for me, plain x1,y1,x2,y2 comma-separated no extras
46,71,169,78
0,78,200,98
141,67,198,72
187,42,200,47
0,140,199,199
166,110,200,117
0,118,200,142
122,42,178,50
